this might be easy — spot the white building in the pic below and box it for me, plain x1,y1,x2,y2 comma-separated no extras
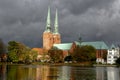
107,44,119,64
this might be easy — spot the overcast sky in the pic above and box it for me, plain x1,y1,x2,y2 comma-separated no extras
0,0,120,47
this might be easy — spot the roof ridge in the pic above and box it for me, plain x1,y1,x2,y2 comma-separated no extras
54,43,72,45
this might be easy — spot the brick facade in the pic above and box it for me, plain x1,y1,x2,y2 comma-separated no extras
43,32,53,50
43,32,61,50
53,34,61,44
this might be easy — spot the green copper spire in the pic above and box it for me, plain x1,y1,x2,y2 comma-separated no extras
54,9,59,34
45,6,51,32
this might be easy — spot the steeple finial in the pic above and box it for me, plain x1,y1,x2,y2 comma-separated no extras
45,6,51,32
54,9,59,34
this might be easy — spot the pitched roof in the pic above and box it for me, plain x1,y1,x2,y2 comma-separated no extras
53,43,72,50
80,41,108,49
110,44,116,49
53,41,108,50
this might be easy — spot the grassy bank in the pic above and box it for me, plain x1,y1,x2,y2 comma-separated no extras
93,64,117,67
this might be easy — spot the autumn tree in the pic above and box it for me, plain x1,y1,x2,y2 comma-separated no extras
7,41,37,63
48,47,63,63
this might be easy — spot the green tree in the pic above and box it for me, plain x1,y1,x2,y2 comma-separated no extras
71,45,96,62
7,41,38,63
8,41,24,62
7,50,19,62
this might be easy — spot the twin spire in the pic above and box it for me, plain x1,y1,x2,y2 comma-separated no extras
46,7,51,32
45,7,59,34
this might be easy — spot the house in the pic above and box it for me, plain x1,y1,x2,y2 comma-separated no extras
107,44,120,64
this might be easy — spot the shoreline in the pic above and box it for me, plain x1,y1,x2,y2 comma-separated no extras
93,64,117,67
0,62,119,67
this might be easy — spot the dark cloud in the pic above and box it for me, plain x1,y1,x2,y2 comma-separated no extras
58,0,113,15
0,0,120,47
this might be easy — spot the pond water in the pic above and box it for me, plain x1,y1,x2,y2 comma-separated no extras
0,64,120,80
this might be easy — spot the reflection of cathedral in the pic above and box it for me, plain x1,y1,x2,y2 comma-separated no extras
58,66,71,80
36,66,50,80
43,7,61,50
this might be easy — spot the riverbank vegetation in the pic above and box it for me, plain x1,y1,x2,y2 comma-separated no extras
70,45,96,62
0,40,97,65
0,40,120,66
7,41,38,64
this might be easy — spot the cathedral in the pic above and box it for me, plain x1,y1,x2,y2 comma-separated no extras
32,7,61,61
32,7,109,63
43,7,61,50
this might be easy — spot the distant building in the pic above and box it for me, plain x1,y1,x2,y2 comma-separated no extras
33,7,109,63
54,41,108,63
43,7,61,50
107,44,119,64
32,7,61,61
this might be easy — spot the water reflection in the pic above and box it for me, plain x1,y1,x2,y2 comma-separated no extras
7,65,36,80
96,67,106,80
0,64,120,80
58,66,71,80
0,64,6,80
36,65,59,80
96,67,120,80
36,65,49,80
72,67,96,80
107,67,120,80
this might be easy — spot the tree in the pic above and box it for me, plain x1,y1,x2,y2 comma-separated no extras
0,39,7,62
71,45,96,62
7,41,38,63
7,50,19,62
48,47,63,63
8,41,24,62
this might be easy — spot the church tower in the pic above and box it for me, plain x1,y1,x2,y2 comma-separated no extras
43,7,53,50
43,7,61,50
53,9,61,44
